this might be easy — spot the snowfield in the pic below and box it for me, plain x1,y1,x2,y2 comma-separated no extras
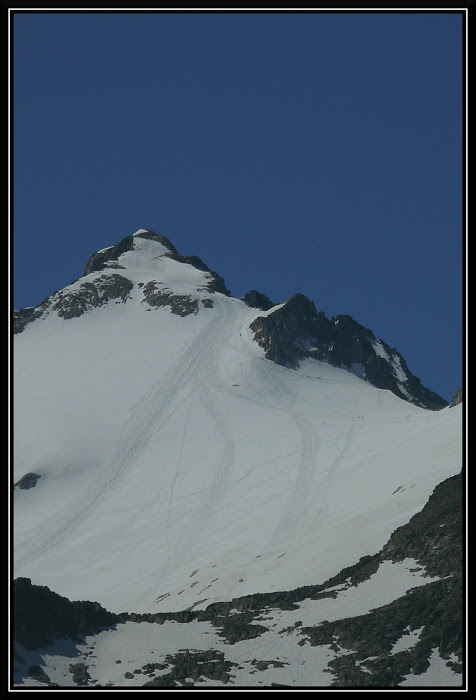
12,231,463,688
13,231,462,617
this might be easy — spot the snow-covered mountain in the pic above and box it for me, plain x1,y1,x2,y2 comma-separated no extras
12,229,463,688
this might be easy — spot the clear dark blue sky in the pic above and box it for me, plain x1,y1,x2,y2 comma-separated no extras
13,11,464,402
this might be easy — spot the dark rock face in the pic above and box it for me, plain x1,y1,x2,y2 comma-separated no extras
13,275,134,333
141,282,199,317
202,271,231,296
249,294,447,410
242,290,275,311
69,663,90,686
14,473,41,490
385,471,462,579
143,650,238,687
250,294,329,368
13,578,118,650
450,389,463,408
13,307,43,334
52,275,134,320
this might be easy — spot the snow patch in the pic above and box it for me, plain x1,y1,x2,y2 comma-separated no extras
371,340,391,362
390,625,424,655
399,648,462,687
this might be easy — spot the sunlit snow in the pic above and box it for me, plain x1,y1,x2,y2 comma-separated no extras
14,235,462,620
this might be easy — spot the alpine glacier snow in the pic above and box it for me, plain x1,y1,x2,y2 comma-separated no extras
13,229,463,688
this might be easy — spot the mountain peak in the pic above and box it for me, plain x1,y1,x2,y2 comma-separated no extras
14,228,445,409
13,229,231,333
83,229,179,275
83,228,230,294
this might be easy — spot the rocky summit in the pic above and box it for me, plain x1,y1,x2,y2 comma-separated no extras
13,228,463,688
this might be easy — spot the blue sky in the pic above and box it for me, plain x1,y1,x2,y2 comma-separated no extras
13,11,464,402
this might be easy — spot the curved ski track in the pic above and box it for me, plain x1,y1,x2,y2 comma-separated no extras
258,362,324,548
15,297,362,583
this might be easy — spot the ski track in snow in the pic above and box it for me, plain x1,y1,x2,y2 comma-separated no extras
307,420,357,527
14,284,462,621
163,383,197,562
257,358,360,549
164,302,243,563
171,302,260,560
269,410,319,546
15,297,238,572
259,362,325,548
176,382,236,560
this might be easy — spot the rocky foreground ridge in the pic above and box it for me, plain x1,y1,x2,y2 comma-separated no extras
13,471,463,688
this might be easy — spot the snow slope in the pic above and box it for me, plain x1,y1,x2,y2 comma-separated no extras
13,231,462,617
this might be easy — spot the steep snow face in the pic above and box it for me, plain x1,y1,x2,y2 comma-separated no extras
13,232,462,615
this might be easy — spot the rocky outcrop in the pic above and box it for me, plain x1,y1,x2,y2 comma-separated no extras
13,274,134,333
450,389,463,408
13,578,118,650
201,271,230,296
52,275,134,319
143,650,238,687
249,294,447,410
14,229,231,333
242,290,275,311
13,307,44,334
141,282,199,317
14,473,41,490
69,663,91,686
250,293,330,368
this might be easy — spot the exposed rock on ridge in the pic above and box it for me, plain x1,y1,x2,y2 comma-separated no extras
242,289,275,311
83,230,178,275
13,228,447,411
141,282,199,317
84,230,231,296
249,293,447,410
13,229,230,333
13,275,134,332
